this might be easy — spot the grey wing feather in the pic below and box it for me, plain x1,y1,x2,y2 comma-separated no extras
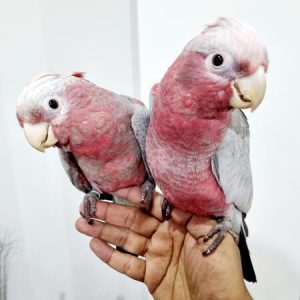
130,103,152,176
211,109,253,214
58,149,92,193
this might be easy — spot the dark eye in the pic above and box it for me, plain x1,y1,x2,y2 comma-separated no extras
48,99,59,109
212,54,224,67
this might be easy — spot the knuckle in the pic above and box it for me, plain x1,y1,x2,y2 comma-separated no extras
141,239,150,255
124,208,138,228
118,229,130,247
96,223,104,238
123,257,134,275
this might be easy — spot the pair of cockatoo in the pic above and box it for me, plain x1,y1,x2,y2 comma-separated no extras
16,17,268,282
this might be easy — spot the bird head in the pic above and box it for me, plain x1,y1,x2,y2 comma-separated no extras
165,17,268,115
16,72,84,152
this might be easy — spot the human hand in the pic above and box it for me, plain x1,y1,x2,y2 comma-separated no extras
76,187,252,300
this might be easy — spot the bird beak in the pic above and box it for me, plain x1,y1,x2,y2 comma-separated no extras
230,65,266,112
23,123,58,152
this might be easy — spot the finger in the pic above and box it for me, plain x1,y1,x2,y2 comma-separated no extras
79,200,159,237
90,238,146,282
114,186,165,221
171,208,193,226
76,218,149,256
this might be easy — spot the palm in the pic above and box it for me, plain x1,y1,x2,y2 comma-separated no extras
76,187,250,300
142,216,243,300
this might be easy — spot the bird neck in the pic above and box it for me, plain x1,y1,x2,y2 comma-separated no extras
151,105,230,153
149,52,233,151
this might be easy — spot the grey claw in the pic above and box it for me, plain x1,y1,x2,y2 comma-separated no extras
87,218,94,225
203,223,223,242
202,221,229,256
202,229,227,256
161,197,172,220
141,179,155,212
83,191,100,223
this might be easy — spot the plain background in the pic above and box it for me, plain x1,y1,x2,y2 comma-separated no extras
0,0,299,299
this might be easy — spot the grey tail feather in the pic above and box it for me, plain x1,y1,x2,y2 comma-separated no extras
239,229,257,282
242,212,249,236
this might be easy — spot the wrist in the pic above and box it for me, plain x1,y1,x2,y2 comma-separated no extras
190,280,252,300
188,233,252,300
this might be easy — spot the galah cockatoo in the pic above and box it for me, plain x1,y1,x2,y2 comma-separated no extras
16,72,155,220
146,17,268,282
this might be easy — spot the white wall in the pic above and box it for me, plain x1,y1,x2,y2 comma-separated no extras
137,1,300,299
0,0,148,299
1,0,300,299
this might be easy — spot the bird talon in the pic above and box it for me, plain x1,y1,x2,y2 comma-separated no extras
202,227,227,256
140,179,155,211
82,190,101,222
202,248,212,256
161,197,172,220
203,223,223,242
87,218,94,225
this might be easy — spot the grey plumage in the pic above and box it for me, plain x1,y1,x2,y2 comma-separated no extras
211,109,256,282
59,149,114,201
58,149,91,193
130,100,156,208
212,109,253,215
131,104,151,176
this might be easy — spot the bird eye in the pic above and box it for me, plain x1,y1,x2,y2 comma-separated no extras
212,54,224,67
48,99,59,109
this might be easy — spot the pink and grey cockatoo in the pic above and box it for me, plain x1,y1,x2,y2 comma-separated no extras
146,18,268,282
16,72,155,221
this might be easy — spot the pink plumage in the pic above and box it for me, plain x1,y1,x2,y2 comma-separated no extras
147,18,268,217
147,51,232,216
146,19,268,279
17,73,148,196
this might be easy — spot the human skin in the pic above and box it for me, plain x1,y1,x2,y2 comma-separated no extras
76,186,253,300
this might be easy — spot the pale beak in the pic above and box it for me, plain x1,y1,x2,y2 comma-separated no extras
230,65,266,111
23,123,58,152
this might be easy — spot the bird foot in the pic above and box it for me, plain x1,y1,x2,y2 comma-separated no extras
202,218,237,256
161,197,172,220
140,178,155,211
83,190,101,224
